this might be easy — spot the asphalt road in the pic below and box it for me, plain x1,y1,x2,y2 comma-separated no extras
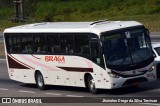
0,32,160,106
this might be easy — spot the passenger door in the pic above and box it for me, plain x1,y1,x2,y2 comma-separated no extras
90,39,105,87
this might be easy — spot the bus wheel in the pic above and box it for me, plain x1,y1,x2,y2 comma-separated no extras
36,72,45,90
87,75,97,94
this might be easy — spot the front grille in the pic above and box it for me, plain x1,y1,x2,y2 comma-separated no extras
112,70,148,78
122,77,148,86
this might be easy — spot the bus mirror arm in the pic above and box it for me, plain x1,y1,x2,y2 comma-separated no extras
145,28,151,42
100,46,104,54
145,28,150,35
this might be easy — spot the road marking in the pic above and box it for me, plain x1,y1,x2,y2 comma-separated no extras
19,90,35,94
45,93,61,96
0,59,5,60
66,95,84,97
140,103,160,106
0,88,9,90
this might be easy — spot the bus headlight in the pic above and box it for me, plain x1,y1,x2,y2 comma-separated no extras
108,72,120,78
149,65,156,72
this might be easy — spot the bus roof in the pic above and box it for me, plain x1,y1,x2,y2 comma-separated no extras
4,21,142,35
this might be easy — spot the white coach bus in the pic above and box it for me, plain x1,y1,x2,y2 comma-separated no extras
3,20,156,94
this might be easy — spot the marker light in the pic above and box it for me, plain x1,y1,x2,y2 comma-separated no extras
108,72,120,78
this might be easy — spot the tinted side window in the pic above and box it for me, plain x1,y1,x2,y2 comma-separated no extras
34,35,47,54
12,34,21,53
61,34,74,54
47,34,61,54
21,35,33,53
5,34,12,53
75,34,90,55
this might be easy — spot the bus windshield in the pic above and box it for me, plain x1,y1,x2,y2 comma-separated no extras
101,28,153,71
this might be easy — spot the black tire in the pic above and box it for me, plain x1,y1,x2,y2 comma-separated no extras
157,64,160,79
87,75,98,94
35,72,45,90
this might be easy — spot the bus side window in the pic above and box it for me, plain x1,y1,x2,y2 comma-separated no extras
34,35,47,54
47,34,61,54
12,35,21,53
61,34,74,54
75,34,90,55
22,35,33,53
5,34,13,53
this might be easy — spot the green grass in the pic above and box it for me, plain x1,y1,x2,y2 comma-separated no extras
0,0,160,31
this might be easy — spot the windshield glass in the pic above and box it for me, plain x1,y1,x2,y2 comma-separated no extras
101,29,153,67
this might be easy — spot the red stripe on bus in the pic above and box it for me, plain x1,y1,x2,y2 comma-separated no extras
8,54,35,70
7,54,93,72
58,67,93,72
7,55,30,69
31,54,41,60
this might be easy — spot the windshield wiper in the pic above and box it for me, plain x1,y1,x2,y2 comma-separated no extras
121,55,128,65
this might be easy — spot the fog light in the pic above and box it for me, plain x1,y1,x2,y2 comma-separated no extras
149,65,155,72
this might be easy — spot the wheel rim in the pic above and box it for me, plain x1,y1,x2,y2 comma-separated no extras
37,74,43,87
89,78,95,92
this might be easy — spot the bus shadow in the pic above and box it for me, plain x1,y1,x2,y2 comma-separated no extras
21,84,38,89
20,80,160,95
47,85,88,93
20,84,88,93
99,86,145,95
100,81,160,95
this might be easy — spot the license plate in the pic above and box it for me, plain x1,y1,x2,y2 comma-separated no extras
147,73,154,78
